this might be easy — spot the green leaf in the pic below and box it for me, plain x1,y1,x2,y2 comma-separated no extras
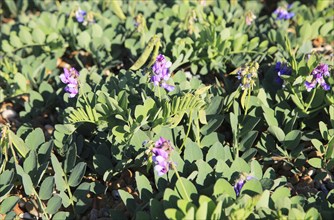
240,179,263,196
283,130,301,150
32,28,45,44
184,140,203,162
200,115,224,135
308,158,323,168
262,106,278,127
268,126,285,142
52,212,70,219
15,164,34,195
299,22,312,42
319,121,328,140
255,190,270,209
39,177,54,200
46,195,62,215
0,170,14,186
135,172,153,202
25,128,45,151
305,207,321,220
213,178,236,199
64,143,77,173
8,130,29,158
231,157,251,173
271,187,290,203
91,23,103,38
14,73,27,91
0,196,19,214
51,154,67,192
0,184,14,201
195,160,213,185
250,160,263,179
165,208,185,219
93,154,113,176
119,189,136,213
68,162,87,187
239,131,258,151
206,142,225,162
19,28,33,44
55,124,76,135
320,21,334,36
150,198,165,220
196,195,215,219
326,136,334,160
23,150,37,176
10,33,22,48
175,177,197,201
77,31,91,49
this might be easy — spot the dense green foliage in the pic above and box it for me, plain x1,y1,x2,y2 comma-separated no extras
0,0,333,219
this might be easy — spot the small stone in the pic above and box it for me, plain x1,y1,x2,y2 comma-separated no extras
307,168,316,177
19,213,33,220
1,109,17,121
44,124,54,135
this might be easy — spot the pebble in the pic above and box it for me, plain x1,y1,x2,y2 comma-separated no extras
307,168,316,177
44,124,54,135
1,109,17,121
19,213,33,220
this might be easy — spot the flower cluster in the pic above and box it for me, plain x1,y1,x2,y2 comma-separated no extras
275,62,292,85
304,63,330,92
245,11,256,25
273,6,294,20
60,67,80,98
151,54,175,92
75,8,94,25
152,137,174,176
237,62,259,90
234,175,254,196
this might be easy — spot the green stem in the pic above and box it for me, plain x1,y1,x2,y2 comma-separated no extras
195,118,201,146
306,103,329,114
171,163,190,202
33,189,50,220
243,88,251,121
179,111,193,151
304,88,317,112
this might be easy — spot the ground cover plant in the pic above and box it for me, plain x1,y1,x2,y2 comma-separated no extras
0,0,334,219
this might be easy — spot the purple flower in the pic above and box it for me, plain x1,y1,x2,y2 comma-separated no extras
151,54,174,92
304,63,331,92
234,175,254,196
275,62,292,85
60,67,80,98
151,137,174,176
75,8,87,23
273,7,294,20
234,179,245,197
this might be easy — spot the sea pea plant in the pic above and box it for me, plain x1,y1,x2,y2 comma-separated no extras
0,0,334,219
